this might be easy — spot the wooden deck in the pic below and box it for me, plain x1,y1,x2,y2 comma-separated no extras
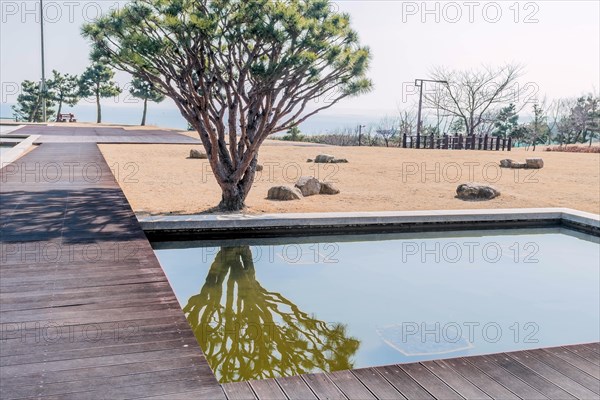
0,141,224,399
222,343,600,399
1,126,599,399
14,125,201,144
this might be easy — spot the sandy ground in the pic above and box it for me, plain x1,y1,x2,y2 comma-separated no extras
99,142,600,215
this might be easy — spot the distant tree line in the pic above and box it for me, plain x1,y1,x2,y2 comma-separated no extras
278,65,598,150
12,63,164,126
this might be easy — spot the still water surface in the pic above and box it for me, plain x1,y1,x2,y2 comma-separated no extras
153,227,600,383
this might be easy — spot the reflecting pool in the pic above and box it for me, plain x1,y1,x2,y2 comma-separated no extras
153,227,600,383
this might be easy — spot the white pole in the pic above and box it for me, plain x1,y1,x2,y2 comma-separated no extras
40,0,47,121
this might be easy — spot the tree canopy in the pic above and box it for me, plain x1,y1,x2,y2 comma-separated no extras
82,0,372,210
129,76,165,103
12,80,55,122
492,103,519,138
129,76,165,125
49,70,80,120
79,63,122,123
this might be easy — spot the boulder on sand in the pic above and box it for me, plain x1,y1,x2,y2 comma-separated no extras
526,158,544,169
314,154,349,163
319,182,340,195
510,162,527,169
500,158,544,169
189,149,208,159
456,183,500,201
295,176,321,196
267,186,302,201
314,154,335,163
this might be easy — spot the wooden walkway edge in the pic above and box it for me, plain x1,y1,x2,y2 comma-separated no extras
1,143,225,399
224,343,600,400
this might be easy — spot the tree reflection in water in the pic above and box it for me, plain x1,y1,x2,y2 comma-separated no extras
183,246,360,383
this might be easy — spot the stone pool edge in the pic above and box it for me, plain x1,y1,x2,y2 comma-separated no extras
0,129,40,167
139,208,600,240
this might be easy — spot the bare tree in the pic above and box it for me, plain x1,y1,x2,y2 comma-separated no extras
540,96,567,144
425,64,524,136
375,116,398,147
423,86,453,134
397,108,416,146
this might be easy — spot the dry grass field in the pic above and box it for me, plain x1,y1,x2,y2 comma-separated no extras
99,141,600,215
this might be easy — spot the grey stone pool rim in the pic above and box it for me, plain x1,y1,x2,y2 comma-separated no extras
140,208,600,241
0,132,39,166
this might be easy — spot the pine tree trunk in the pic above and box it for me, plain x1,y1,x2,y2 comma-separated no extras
31,98,41,122
141,98,147,126
96,94,101,123
218,184,246,211
56,101,62,122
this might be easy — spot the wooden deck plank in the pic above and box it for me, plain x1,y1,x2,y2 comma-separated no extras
327,370,376,400
483,353,576,399
421,360,491,399
398,363,462,399
275,376,317,400
97,378,220,400
542,347,600,379
563,345,600,365
301,373,347,400
435,358,519,400
0,336,200,368
221,382,259,400
374,364,435,399
465,356,548,399
0,356,208,388
350,368,406,399
248,379,288,400
142,388,228,400
506,350,599,398
1,366,206,399
526,349,600,394
583,343,600,354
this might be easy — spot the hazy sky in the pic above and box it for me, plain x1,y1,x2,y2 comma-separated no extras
1,0,599,117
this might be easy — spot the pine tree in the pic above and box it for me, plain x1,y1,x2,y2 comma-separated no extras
12,80,55,122
78,63,121,123
83,0,372,210
525,103,549,151
48,70,80,120
492,103,519,138
129,77,165,126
